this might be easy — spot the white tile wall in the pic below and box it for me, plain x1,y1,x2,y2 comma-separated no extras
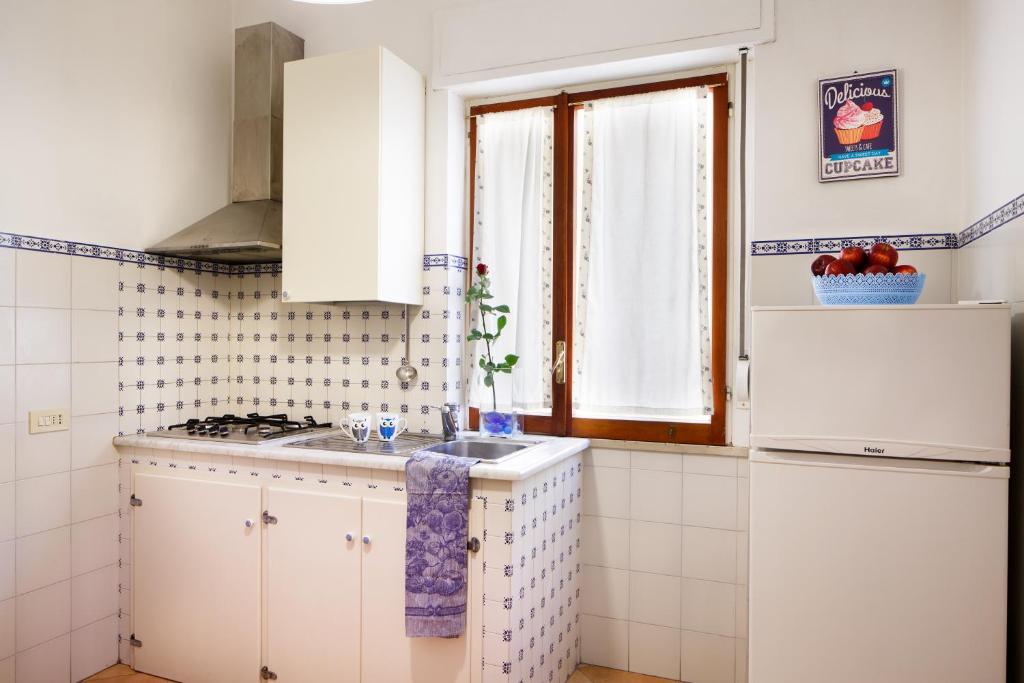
0,245,464,681
580,446,749,683
1,248,120,681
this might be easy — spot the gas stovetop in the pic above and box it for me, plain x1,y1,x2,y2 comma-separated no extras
146,413,334,444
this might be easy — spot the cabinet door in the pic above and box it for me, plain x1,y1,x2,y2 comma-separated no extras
361,496,472,683
132,474,262,683
266,488,362,681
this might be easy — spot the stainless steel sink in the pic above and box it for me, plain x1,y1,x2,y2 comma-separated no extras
420,438,530,462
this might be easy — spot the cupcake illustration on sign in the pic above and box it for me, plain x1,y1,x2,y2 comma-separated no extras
833,99,866,144
819,69,899,182
861,102,884,140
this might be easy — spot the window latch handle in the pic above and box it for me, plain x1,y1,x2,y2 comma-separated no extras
553,341,566,385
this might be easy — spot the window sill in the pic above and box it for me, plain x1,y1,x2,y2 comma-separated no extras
585,438,748,458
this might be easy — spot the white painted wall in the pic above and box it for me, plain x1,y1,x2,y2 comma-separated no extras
954,3,1024,680
962,0,1024,224
747,0,964,308
433,0,773,90
0,0,233,250
750,0,964,241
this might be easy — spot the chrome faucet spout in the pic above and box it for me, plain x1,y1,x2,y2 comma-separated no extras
440,403,460,442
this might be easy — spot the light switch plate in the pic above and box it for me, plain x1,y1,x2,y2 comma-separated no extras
28,410,68,434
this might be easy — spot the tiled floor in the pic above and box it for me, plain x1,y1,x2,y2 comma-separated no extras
89,663,676,683
570,664,679,682
84,664,171,682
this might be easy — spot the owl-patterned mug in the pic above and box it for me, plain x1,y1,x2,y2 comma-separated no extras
376,412,408,442
339,412,372,443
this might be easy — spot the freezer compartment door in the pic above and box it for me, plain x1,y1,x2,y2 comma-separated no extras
749,450,1007,683
750,305,1011,462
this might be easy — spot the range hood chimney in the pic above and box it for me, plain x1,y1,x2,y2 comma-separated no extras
147,23,304,264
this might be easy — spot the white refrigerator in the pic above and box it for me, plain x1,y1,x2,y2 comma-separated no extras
749,305,1010,683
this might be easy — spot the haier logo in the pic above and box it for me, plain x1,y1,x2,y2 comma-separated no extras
863,446,885,454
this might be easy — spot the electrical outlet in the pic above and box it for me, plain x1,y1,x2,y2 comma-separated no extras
28,410,68,434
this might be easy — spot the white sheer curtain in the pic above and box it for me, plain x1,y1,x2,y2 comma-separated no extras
574,87,713,420
469,107,554,413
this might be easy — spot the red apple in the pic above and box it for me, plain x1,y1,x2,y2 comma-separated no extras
892,264,918,275
825,259,856,276
869,242,899,269
811,254,837,276
839,246,867,270
863,264,889,275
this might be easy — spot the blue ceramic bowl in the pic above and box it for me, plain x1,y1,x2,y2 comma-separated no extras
812,272,926,305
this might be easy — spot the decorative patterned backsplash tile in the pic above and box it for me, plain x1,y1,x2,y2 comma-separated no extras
0,230,468,438
119,264,466,436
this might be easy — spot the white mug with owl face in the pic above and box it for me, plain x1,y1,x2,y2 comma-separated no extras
340,412,372,443
376,412,408,442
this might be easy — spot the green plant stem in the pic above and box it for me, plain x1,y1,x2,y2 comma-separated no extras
480,312,498,412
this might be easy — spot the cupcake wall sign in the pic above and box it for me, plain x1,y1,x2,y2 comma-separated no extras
818,69,899,182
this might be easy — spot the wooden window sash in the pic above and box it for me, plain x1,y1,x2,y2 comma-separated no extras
467,73,728,445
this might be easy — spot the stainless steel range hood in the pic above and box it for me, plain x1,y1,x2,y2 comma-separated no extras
147,23,303,264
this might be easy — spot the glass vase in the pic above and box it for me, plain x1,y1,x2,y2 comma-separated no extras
479,410,523,438
475,370,523,438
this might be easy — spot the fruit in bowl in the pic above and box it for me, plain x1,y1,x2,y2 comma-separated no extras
811,254,837,276
810,241,925,305
839,246,867,270
824,259,856,276
810,241,917,278
868,242,899,269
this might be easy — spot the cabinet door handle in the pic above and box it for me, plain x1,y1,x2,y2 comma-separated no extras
345,532,354,542
244,519,254,529
362,535,371,545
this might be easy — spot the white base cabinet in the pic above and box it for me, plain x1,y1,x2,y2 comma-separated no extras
131,474,262,683
265,488,362,682
131,468,475,683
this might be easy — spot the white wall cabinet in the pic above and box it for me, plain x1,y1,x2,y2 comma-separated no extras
131,471,475,683
283,46,425,305
131,474,262,683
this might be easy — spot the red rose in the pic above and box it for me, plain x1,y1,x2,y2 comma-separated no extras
476,263,488,276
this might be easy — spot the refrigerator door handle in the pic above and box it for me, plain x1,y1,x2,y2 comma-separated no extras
750,449,1008,478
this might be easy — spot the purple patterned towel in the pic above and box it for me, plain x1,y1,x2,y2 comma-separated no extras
405,452,478,638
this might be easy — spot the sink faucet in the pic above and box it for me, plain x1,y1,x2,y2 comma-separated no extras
440,403,460,442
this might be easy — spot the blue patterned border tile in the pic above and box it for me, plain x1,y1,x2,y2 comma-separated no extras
423,253,468,271
751,232,957,256
0,231,235,273
1,231,465,275
958,192,1024,248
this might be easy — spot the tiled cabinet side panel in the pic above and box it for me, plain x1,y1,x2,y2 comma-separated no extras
509,455,582,683
475,478,514,682
227,266,461,434
445,267,466,405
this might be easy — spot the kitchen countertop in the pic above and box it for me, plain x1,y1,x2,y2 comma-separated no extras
113,432,590,481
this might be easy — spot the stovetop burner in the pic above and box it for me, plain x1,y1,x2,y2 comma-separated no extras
147,413,334,444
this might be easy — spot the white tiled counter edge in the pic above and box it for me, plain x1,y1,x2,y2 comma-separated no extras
113,433,590,481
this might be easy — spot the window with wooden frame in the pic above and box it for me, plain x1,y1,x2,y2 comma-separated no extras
467,73,728,445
